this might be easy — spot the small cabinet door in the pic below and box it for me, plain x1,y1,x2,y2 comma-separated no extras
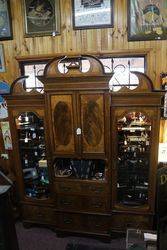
50,94,76,155
79,93,105,156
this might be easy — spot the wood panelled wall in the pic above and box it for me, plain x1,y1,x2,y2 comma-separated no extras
0,0,167,88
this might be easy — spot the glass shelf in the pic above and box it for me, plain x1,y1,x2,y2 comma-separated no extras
15,112,50,199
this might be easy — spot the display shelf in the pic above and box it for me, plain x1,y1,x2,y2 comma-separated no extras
53,158,106,181
116,112,151,207
15,111,50,199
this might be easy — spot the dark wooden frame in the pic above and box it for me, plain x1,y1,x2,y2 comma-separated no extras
22,0,61,37
0,44,5,72
127,0,167,41
72,0,114,30
0,0,13,40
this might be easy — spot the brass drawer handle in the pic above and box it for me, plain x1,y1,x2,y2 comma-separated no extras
90,187,103,193
63,218,73,224
95,224,101,227
37,213,43,218
60,199,72,206
92,202,103,208
60,186,71,192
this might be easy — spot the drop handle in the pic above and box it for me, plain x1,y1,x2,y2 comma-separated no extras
92,202,103,208
60,199,72,206
60,186,71,192
63,218,73,224
76,128,82,135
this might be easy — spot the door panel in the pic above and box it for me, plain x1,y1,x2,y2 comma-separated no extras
51,95,76,154
80,94,105,155
111,107,158,212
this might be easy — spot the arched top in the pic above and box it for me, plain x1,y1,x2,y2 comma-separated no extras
10,76,43,96
43,55,106,78
109,71,154,92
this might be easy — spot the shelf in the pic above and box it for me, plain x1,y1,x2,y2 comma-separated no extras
54,176,107,183
17,125,44,131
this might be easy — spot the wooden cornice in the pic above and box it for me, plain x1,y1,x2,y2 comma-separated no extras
15,49,152,62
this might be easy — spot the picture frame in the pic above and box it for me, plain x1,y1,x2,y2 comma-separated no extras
128,0,167,41
23,0,61,37
0,44,5,73
72,0,114,30
0,0,13,40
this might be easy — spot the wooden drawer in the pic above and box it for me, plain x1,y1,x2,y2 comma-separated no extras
55,212,110,235
56,195,108,213
55,181,108,196
84,214,110,234
55,182,80,194
22,205,55,224
56,195,80,210
111,214,153,231
82,196,108,212
80,183,108,196
55,212,82,231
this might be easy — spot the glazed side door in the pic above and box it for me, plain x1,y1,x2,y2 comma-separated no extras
111,106,159,213
9,108,48,200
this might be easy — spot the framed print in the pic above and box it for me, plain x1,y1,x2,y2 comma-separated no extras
128,0,167,41
0,121,12,150
0,81,10,119
0,0,13,40
72,0,114,29
0,44,5,72
23,0,60,37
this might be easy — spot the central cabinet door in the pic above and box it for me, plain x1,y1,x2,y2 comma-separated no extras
50,94,77,155
50,93,105,157
79,93,105,156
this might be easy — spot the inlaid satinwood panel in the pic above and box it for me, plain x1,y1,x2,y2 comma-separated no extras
80,94,105,155
51,94,76,154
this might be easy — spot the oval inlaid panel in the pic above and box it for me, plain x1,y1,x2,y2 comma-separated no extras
54,101,72,146
83,100,102,146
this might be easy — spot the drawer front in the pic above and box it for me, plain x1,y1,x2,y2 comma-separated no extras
55,212,110,235
22,205,55,224
82,197,108,212
111,214,152,231
55,212,82,231
55,181,108,196
80,183,107,196
55,182,80,194
56,195,108,213
86,215,110,234
56,195,80,210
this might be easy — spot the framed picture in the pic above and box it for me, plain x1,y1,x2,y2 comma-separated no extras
72,0,114,30
0,0,13,40
23,0,61,37
0,45,5,72
128,0,167,41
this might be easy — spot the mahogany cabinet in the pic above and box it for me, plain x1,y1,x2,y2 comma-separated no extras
6,56,163,237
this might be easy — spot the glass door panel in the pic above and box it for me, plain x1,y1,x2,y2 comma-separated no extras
15,112,50,199
116,112,151,206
